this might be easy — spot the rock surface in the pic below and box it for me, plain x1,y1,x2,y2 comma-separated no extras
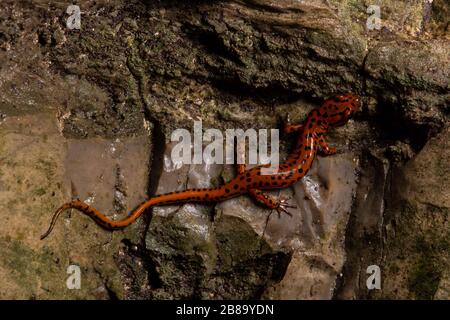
0,0,448,299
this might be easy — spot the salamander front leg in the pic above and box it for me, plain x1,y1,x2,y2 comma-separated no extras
318,136,337,156
236,164,246,175
283,114,304,134
235,140,246,174
248,189,296,217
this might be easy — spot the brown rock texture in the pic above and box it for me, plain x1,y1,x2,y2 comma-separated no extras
0,0,448,299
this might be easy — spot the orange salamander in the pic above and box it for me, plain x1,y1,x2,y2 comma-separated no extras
41,93,360,239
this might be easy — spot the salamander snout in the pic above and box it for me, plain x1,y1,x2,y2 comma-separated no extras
320,93,360,127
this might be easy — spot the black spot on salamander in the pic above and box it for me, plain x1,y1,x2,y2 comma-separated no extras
240,176,245,180
246,177,252,182
308,123,313,129
233,184,239,190
298,168,303,173
225,188,230,193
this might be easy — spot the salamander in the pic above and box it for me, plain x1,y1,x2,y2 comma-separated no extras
41,93,360,239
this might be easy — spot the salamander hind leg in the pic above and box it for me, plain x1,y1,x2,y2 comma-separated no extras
235,141,246,174
248,189,296,217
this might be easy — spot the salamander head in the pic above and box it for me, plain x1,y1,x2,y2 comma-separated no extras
319,93,360,127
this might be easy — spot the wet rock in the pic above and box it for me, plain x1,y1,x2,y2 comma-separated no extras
144,143,357,299
145,143,291,299
0,111,152,299
338,127,450,299
335,151,389,299
0,19,152,297
0,0,448,300
260,154,358,299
